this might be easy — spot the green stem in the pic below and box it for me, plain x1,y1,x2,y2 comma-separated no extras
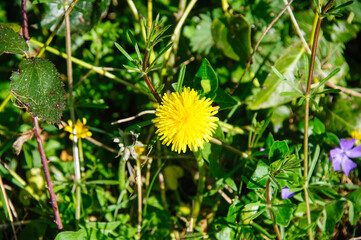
164,0,198,67
126,0,146,41
30,38,143,93
147,0,152,30
136,158,143,236
118,154,128,202
303,1,333,239
266,179,281,240
192,151,205,228
0,94,11,112
37,0,78,58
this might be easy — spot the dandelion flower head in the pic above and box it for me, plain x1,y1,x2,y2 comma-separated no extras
351,128,361,145
154,87,219,153
64,118,92,140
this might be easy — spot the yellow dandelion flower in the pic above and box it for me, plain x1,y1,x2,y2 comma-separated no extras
351,128,361,145
64,118,92,140
154,87,219,153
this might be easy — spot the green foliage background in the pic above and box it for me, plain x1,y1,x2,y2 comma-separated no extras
1,0,361,239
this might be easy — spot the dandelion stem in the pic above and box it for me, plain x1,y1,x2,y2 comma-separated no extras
193,151,205,228
136,157,143,236
118,154,128,202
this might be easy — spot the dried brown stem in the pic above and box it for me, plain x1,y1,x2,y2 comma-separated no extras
33,118,63,231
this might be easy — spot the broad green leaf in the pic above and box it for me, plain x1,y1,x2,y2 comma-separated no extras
55,229,87,240
240,202,262,224
325,200,345,233
247,160,269,189
250,44,304,110
273,199,296,226
193,59,218,99
226,199,243,223
0,23,28,55
269,141,289,162
10,58,66,124
345,188,361,213
312,117,325,135
211,15,251,62
213,88,238,110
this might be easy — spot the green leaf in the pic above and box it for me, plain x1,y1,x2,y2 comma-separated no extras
250,44,304,110
247,160,269,189
173,64,186,92
311,68,340,95
0,23,28,55
193,59,218,99
211,15,251,62
325,201,345,233
10,58,66,124
163,165,184,191
273,199,296,226
313,117,325,135
226,199,243,223
213,88,238,110
55,229,87,240
272,66,303,95
189,13,214,55
40,0,110,36
269,141,289,162
115,42,134,62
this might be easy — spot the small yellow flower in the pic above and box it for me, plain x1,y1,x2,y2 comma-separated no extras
154,87,219,153
351,128,361,145
64,118,92,140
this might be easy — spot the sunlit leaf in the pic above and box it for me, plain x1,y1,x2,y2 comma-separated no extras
0,23,28,55
10,58,66,124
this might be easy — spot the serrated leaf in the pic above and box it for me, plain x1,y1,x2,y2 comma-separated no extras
211,15,251,62
189,13,214,55
0,23,28,55
250,44,304,110
10,58,66,124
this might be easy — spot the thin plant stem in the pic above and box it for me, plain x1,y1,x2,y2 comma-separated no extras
33,118,63,230
30,39,142,92
0,175,18,240
136,157,143,236
303,1,333,239
282,0,311,54
64,0,82,227
21,0,64,230
266,179,281,240
37,0,78,58
210,137,247,157
231,0,294,94
118,154,128,202
157,141,168,210
147,0,152,30
0,160,40,201
164,0,198,67
126,0,146,41
143,50,162,103
192,151,205,228
0,94,11,112
221,0,229,12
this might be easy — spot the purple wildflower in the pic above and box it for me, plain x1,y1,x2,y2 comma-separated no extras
281,187,295,199
329,138,361,176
